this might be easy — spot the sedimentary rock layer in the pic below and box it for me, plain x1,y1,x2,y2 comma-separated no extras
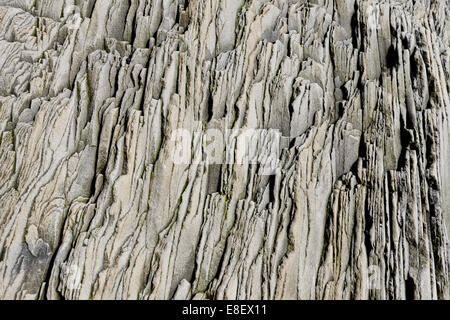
0,0,448,300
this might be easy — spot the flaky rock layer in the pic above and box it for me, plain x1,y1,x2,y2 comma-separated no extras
0,0,449,300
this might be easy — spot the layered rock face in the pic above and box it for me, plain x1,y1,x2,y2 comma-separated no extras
0,0,449,300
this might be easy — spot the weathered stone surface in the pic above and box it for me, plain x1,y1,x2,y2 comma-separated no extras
0,0,448,300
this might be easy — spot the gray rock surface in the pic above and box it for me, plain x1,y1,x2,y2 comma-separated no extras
0,0,448,300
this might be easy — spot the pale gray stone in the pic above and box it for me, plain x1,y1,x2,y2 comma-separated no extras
0,0,448,300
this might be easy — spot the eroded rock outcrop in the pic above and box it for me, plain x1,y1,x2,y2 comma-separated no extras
0,0,448,300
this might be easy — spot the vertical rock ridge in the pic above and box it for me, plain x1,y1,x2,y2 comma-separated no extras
0,0,448,300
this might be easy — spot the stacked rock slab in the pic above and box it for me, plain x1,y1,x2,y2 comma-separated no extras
0,0,448,300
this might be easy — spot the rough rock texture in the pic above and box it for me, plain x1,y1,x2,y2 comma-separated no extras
0,0,449,300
